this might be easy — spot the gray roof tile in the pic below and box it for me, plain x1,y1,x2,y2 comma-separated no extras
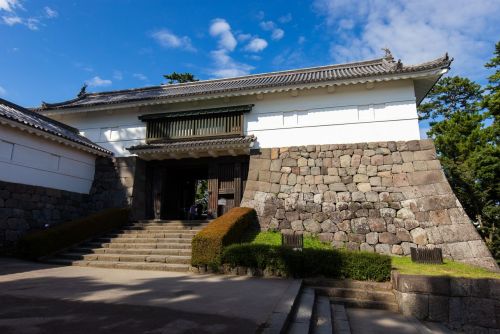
0,98,112,155
38,53,452,111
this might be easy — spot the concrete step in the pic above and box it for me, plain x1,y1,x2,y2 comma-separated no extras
59,252,191,264
123,225,205,232
287,287,316,334
133,220,209,226
312,296,333,334
71,247,192,256
305,278,392,292
47,258,190,272
95,237,192,244
314,286,396,304
329,297,398,313
331,303,351,334
84,242,192,249
106,232,197,239
114,229,198,238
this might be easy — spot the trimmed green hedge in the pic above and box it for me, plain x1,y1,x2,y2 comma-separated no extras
17,208,130,260
222,243,392,281
191,207,257,267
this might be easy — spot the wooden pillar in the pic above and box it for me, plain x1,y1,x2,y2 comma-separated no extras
152,166,163,220
234,162,241,207
208,161,218,218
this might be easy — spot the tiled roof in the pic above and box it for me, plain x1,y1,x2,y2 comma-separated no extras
37,52,452,111
0,98,112,156
127,136,256,153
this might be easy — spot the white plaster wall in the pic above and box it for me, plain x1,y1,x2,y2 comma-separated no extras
51,79,420,155
245,80,420,148
0,124,96,193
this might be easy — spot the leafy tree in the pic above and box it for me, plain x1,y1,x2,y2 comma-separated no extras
418,44,500,263
163,72,198,84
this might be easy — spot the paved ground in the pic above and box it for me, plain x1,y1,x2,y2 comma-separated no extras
346,308,454,334
0,257,296,334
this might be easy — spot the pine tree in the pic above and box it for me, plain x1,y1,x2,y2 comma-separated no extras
163,72,198,84
418,44,500,263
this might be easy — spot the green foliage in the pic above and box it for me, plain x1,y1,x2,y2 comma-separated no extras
244,231,330,249
17,208,130,260
418,42,500,264
163,72,198,84
221,244,391,281
191,207,257,267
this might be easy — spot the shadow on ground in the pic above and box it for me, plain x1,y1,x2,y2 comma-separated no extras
0,258,290,334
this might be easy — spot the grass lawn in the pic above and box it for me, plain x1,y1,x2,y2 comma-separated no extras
243,231,500,279
392,256,500,279
243,231,330,249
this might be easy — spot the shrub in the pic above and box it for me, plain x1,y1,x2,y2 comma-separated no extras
191,207,257,267
221,243,391,281
17,208,130,260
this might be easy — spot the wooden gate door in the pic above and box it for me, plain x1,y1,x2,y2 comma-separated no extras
207,158,248,218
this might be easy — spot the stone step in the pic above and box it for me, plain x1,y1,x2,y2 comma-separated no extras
59,252,191,264
314,286,396,304
287,287,316,334
123,225,205,232
133,220,209,226
95,237,192,244
312,296,333,334
331,303,351,334
106,232,197,239
84,242,192,249
46,258,190,272
305,278,392,292
72,247,192,256
329,297,398,312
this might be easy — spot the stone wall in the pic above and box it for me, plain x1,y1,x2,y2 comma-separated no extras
392,271,500,332
241,139,498,270
0,156,143,252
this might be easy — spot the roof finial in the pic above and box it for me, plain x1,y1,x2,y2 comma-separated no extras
382,47,394,61
396,59,403,70
77,83,88,98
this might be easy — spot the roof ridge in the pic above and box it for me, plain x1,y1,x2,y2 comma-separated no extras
65,57,388,98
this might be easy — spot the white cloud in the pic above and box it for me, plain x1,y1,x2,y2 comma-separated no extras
237,33,252,42
209,18,237,51
271,28,284,40
259,20,275,31
209,49,254,78
0,85,6,96
86,76,112,87
113,70,123,80
279,13,292,23
245,37,268,52
0,0,22,12
44,6,58,18
2,15,21,25
260,20,285,41
313,0,500,80
151,29,195,51
25,17,38,30
133,73,148,81
298,36,306,45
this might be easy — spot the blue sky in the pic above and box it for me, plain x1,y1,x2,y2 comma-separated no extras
1,0,499,111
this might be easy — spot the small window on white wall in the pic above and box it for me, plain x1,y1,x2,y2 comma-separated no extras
0,140,14,160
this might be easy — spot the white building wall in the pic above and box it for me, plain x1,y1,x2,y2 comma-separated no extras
0,125,96,193
51,79,420,156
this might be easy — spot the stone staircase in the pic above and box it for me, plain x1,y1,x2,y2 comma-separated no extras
306,278,399,312
45,220,208,272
